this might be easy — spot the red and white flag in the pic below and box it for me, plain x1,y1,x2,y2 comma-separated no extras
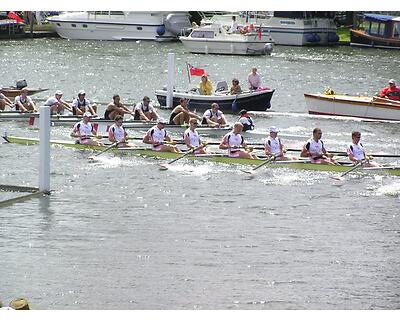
187,63,205,77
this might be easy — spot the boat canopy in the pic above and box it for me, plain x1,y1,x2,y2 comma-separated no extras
363,14,396,22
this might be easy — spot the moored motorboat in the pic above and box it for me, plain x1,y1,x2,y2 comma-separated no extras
202,11,339,46
304,92,400,121
350,13,400,50
155,87,275,112
47,11,191,41
4,135,400,176
179,23,274,55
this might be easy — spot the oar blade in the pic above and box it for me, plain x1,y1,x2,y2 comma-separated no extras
241,169,256,175
159,163,170,171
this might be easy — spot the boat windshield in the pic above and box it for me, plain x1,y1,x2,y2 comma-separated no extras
87,11,125,17
191,30,214,38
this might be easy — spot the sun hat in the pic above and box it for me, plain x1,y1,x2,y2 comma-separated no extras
388,79,396,85
9,298,30,310
83,112,92,118
157,118,167,124
269,126,280,133
78,90,86,95
55,90,63,95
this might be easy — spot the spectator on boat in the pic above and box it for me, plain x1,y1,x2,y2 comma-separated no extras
347,131,381,168
191,21,198,29
238,109,254,132
71,90,97,116
247,67,263,90
379,79,400,101
0,92,13,111
14,88,37,113
104,94,132,120
169,98,201,125
228,16,239,33
300,128,339,165
183,118,208,154
133,96,159,121
201,102,227,127
230,78,242,95
108,115,134,148
143,118,180,153
264,126,297,161
70,112,103,146
219,122,257,159
44,90,73,115
199,74,213,95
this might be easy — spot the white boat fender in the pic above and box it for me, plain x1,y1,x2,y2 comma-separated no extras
264,43,273,55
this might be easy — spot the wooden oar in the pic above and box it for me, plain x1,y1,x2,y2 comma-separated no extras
241,155,277,175
159,144,205,170
88,142,118,160
332,160,365,180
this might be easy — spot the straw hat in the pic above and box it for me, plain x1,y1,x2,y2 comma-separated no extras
9,298,30,310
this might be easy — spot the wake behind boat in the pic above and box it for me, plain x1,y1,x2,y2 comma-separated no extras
304,92,400,121
3,135,400,176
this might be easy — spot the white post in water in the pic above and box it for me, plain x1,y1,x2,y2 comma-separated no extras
167,52,175,108
39,106,50,193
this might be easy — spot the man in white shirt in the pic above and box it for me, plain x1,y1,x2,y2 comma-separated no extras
229,16,239,33
247,67,263,90
44,90,72,115
14,88,37,112
133,96,159,121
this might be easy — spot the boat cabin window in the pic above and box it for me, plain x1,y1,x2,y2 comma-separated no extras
279,20,296,25
71,24,76,27
137,26,142,30
82,24,88,28
368,21,386,36
394,22,400,38
191,30,214,39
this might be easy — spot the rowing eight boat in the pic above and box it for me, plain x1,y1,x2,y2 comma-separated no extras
3,135,400,176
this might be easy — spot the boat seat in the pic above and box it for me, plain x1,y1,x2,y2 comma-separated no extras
215,81,228,93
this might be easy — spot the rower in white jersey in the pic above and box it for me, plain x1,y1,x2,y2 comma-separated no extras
108,115,134,148
183,118,208,154
143,118,180,153
219,122,257,159
264,126,297,160
300,127,338,165
70,112,103,146
347,131,381,167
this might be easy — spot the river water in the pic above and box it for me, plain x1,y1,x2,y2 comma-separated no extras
0,38,399,310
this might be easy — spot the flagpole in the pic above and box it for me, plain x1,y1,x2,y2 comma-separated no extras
186,62,191,84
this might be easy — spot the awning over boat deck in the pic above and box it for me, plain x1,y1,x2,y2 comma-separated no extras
363,13,399,22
